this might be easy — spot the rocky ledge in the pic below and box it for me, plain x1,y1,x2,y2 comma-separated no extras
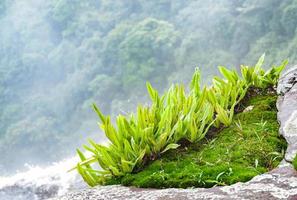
54,66,297,200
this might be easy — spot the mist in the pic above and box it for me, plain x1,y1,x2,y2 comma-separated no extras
0,0,295,178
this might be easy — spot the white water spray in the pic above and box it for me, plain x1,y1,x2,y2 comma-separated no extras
0,156,83,200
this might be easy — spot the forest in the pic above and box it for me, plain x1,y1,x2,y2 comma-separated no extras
1,0,297,174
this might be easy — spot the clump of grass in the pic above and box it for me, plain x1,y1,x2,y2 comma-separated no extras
293,155,297,170
74,54,287,187
106,92,287,188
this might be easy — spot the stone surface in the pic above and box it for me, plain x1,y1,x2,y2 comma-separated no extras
54,66,297,200
277,65,297,95
53,166,297,200
277,66,297,162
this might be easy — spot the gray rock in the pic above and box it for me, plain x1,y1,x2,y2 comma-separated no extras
277,65,297,95
283,110,297,161
277,66,297,162
54,65,297,200
52,166,297,200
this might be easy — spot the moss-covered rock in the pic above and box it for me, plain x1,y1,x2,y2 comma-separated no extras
106,92,287,188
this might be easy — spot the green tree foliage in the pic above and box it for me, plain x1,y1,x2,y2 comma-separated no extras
119,18,179,92
281,1,297,37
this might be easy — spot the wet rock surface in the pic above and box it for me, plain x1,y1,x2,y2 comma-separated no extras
55,66,297,200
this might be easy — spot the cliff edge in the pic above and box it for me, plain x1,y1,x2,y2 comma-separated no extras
54,66,297,200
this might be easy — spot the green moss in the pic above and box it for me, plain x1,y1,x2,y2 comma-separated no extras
105,93,287,188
